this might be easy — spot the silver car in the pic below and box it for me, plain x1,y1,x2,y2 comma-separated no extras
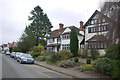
17,53,34,64
14,52,23,60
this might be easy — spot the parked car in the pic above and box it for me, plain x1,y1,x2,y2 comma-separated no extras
5,51,10,55
10,52,16,58
17,53,34,64
14,52,23,60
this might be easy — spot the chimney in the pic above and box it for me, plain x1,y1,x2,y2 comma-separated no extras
59,23,64,31
80,21,83,31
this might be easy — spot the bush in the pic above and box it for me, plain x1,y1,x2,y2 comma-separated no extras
105,43,120,60
46,53,61,64
90,49,99,60
58,50,71,60
82,48,88,58
59,60,75,68
110,60,120,78
74,57,79,63
31,52,40,58
45,56,50,61
43,51,56,56
86,58,91,64
80,64,95,72
32,45,45,53
96,54,105,59
35,56,45,61
92,58,112,75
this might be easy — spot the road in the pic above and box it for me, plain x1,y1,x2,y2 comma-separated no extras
1,54,73,78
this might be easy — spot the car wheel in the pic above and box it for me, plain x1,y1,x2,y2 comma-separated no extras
17,58,19,62
32,62,34,64
20,60,22,64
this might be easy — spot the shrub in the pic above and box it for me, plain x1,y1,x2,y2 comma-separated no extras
32,45,45,53
43,51,56,56
80,64,95,72
90,49,99,60
110,60,120,78
59,50,71,60
92,58,112,75
82,48,88,58
31,52,40,58
86,58,91,64
96,54,105,59
59,60,75,68
46,53,60,64
105,43,120,60
35,56,45,61
74,57,79,63
45,56,50,61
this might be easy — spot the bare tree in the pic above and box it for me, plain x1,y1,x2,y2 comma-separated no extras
99,0,120,45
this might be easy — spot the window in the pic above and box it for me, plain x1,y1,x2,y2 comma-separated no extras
94,19,97,24
91,20,94,24
62,44,70,50
47,47,54,51
103,25,107,31
88,42,107,49
57,38,61,42
88,24,108,33
49,38,54,43
102,19,105,22
62,34,70,39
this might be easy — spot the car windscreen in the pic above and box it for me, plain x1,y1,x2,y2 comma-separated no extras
22,54,32,58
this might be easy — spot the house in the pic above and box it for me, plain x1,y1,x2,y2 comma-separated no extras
8,42,17,47
47,22,84,52
1,44,9,53
84,10,112,55
0,42,17,53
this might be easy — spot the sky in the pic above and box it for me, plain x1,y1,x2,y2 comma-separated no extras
0,0,103,45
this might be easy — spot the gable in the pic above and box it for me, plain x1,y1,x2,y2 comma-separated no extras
84,10,112,28
62,27,71,34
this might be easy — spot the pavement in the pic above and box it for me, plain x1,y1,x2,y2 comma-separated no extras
35,61,100,78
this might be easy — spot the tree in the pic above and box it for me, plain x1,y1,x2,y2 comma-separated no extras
100,1,120,44
16,28,36,53
70,27,79,57
28,5,53,46
16,5,52,52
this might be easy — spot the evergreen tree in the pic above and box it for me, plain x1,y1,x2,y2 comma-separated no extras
16,5,52,52
16,28,36,53
70,27,79,57
28,6,53,46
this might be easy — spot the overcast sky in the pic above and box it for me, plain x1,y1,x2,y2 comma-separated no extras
0,0,103,45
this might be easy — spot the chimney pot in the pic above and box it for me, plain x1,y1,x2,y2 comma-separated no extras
59,23,64,31
79,21,84,30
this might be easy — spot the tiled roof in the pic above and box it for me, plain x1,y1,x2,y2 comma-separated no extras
8,42,17,47
48,26,82,38
86,35,108,42
48,28,66,38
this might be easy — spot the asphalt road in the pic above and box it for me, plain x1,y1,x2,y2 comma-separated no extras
1,54,72,78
